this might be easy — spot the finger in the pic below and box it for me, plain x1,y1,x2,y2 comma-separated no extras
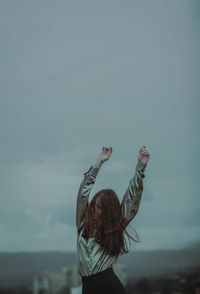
142,147,148,151
141,152,148,156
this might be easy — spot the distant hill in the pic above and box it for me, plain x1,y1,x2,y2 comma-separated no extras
118,244,200,278
0,241,199,286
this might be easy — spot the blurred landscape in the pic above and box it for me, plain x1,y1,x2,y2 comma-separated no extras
0,241,199,293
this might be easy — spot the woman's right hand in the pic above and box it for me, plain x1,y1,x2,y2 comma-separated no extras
97,146,113,163
138,145,150,165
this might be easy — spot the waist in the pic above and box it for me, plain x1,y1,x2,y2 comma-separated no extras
81,266,113,282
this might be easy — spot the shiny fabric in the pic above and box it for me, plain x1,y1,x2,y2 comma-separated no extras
76,159,147,277
81,266,127,294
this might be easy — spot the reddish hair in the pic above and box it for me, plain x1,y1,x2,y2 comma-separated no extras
78,189,140,258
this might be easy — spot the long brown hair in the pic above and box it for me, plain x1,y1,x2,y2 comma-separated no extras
78,188,140,258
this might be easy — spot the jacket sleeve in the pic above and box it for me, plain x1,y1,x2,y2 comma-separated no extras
121,160,147,226
76,164,101,231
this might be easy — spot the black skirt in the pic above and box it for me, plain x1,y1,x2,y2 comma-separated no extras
81,266,127,294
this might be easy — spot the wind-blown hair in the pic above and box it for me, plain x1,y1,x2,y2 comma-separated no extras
78,188,140,258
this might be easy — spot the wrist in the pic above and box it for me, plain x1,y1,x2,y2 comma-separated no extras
93,158,103,169
136,159,147,173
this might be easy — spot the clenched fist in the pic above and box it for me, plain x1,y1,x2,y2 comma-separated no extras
94,146,113,169
138,146,150,165
97,146,113,163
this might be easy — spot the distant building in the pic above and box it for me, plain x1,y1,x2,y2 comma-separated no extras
71,286,82,294
33,263,126,293
61,264,82,288
113,263,128,286
33,270,68,294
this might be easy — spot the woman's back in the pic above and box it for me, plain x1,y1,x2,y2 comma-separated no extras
75,146,150,293
76,227,118,277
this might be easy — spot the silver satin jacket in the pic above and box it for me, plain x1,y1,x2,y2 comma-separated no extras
76,159,147,277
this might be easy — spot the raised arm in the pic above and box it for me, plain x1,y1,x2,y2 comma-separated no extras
76,146,113,231
76,165,100,231
121,146,150,226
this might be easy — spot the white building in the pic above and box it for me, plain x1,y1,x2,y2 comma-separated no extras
63,264,82,288
71,286,82,294
113,263,128,286
33,263,126,293
33,270,68,294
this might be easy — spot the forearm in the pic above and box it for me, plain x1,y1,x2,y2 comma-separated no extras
121,160,147,224
93,157,103,169
76,163,101,230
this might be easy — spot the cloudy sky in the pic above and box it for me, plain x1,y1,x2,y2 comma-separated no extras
0,0,199,253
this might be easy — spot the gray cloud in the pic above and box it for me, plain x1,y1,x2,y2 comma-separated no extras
0,0,199,252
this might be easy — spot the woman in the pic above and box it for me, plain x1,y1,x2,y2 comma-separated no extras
76,145,150,294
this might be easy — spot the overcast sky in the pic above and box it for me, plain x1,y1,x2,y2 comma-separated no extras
0,0,199,253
